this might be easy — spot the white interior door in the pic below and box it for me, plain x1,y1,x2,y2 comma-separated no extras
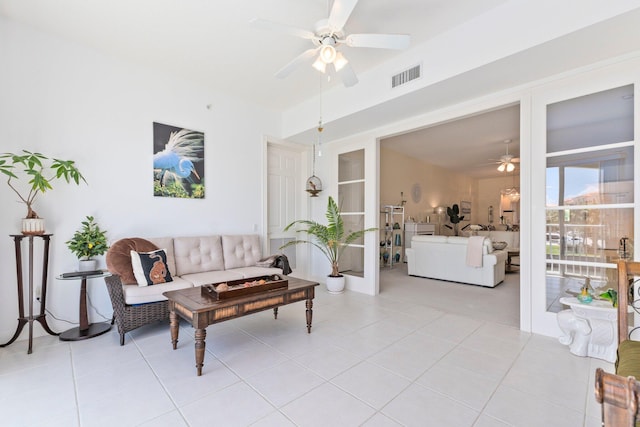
266,141,307,273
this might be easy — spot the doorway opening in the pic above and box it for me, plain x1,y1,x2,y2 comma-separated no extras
378,104,522,328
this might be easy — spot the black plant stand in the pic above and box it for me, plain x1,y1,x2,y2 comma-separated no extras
0,234,59,354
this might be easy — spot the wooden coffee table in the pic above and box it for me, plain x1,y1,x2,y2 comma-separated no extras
163,277,319,376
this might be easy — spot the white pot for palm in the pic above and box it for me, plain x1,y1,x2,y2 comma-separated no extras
326,275,345,294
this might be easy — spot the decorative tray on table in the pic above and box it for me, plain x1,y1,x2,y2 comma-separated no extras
201,275,288,300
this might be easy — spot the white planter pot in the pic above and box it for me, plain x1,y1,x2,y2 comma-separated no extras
78,259,98,272
326,275,345,294
21,218,45,235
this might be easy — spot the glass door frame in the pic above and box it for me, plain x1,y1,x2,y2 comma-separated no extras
530,61,640,336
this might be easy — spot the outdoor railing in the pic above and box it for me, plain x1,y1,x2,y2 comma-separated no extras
545,223,615,280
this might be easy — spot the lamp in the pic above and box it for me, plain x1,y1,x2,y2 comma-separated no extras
333,52,348,71
497,162,515,172
312,57,327,73
435,206,446,235
497,139,516,172
320,45,337,64
312,36,346,75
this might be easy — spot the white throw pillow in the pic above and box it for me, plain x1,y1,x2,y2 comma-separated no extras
130,249,173,286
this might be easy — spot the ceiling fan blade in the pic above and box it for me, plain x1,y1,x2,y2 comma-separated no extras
275,48,319,78
328,0,359,32
346,33,410,49
336,61,358,87
512,157,521,163
249,18,316,40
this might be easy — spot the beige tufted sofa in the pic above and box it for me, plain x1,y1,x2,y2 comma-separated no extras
104,234,282,345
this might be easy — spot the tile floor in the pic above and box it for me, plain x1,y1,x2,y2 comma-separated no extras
0,266,611,426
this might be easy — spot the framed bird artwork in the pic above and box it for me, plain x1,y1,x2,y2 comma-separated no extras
153,122,205,199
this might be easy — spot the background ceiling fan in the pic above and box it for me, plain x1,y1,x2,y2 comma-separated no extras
250,0,411,87
493,140,520,172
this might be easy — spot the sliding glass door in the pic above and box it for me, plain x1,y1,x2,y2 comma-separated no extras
531,67,638,335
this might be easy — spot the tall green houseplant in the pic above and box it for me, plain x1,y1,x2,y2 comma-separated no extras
0,150,86,219
280,196,377,277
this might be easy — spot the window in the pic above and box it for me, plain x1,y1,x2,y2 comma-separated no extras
545,85,634,312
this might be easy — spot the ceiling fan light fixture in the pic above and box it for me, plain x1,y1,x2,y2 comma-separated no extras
312,57,327,73
506,162,515,172
320,44,336,64
497,163,506,172
333,51,348,71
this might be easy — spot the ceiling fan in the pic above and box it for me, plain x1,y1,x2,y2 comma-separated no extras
250,0,411,87
494,139,520,172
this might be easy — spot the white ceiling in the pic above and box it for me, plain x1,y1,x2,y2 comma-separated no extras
0,0,507,111
381,104,521,179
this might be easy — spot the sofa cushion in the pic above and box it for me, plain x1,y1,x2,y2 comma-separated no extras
106,238,160,285
222,235,263,270
131,249,173,286
173,236,225,276
616,340,640,378
232,266,283,278
180,270,245,287
447,236,469,245
412,235,448,244
122,276,193,305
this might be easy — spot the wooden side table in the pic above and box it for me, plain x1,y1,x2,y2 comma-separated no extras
0,234,59,354
56,271,112,341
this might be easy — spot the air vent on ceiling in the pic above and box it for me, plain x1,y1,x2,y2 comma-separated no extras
391,64,421,88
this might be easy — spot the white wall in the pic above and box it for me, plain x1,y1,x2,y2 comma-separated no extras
380,147,477,226
477,175,520,226
0,18,279,342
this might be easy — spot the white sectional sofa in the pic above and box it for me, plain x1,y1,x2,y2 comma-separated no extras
405,235,507,287
104,234,284,344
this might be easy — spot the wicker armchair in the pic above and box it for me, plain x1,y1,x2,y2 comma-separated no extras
104,274,169,345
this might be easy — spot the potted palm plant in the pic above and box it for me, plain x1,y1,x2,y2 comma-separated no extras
280,196,377,294
0,150,86,234
66,216,109,271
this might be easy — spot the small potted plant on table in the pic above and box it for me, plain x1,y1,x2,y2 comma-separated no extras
280,196,377,294
0,150,86,234
66,216,109,271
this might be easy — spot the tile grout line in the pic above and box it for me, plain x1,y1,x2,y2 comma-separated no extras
131,333,193,426
69,344,83,427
